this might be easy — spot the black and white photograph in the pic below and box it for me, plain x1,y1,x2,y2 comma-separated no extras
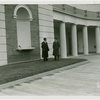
0,0,100,99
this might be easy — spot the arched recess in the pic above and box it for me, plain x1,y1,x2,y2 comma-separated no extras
14,5,33,50
14,5,33,21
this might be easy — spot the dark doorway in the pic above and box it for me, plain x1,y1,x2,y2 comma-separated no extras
66,23,72,56
77,25,84,54
88,26,96,53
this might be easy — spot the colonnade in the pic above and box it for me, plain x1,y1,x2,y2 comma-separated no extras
60,22,100,58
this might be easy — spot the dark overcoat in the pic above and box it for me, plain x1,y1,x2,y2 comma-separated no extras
53,41,60,56
41,41,49,58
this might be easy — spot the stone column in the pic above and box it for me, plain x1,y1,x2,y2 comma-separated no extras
96,26,100,53
83,26,89,55
71,24,78,56
60,22,67,58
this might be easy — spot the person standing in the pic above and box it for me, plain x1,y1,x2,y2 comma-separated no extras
41,38,49,61
53,39,60,61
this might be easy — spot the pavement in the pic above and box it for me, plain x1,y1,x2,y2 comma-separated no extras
0,55,100,95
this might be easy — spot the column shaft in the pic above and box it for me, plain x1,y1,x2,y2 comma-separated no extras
60,22,67,58
71,24,78,56
83,26,89,55
96,26,100,53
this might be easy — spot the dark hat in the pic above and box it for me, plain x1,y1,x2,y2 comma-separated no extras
43,38,47,41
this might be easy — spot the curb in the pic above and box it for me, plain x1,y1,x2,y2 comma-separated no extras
0,60,89,90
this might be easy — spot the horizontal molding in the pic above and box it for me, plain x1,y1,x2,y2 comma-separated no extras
40,33,54,38
39,31,54,34
0,37,6,44
0,43,7,45
0,27,6,29
0,13,5,20
0,21,5,28
0,5,5,13
39,26,54,32
38,8,52,12
0,45,7,52
39,19,54,26
39,17,53,22
39,25,54,28
39,31,53,34
39,30,54,33
53,11,100,26
39,25,54,29
0,35,6,37
0,51,7,53
38,5,53,11
39,19,53,27
39,19,53,22
40,35,54,38
39,12,53,17
0,59,7,61
0,33,6,36
53,5,100,21
0,12,5,14
0,53,7,59
0,19,5,22
39,14,53,22
39,25,53,28
38,8,53,16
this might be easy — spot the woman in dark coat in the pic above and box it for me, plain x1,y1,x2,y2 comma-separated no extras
41,38,49,61
53,39,60,61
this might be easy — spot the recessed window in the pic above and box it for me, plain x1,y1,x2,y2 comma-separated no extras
14,5,34,50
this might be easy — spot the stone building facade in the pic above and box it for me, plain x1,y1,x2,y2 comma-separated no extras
0,4,100,66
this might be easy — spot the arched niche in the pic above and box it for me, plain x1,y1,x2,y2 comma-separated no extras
14,5,33,21
14,5,33,50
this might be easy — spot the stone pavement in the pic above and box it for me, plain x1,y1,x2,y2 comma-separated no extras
0,55,100,96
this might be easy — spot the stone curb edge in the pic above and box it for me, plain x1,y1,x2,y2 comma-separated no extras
0,60,89,90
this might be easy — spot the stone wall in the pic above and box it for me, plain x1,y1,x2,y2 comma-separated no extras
0,5,7,66
5,5,40,63
38,5,54,58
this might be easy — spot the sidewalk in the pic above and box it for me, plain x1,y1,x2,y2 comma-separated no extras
0,55,100,95
0,58,86,85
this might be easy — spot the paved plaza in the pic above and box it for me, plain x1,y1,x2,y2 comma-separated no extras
0,55,100,95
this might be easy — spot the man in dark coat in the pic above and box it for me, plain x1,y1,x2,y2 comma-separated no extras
41,38,49,61
53,39,60,61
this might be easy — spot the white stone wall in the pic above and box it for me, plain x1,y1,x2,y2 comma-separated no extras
38,5,54,58
0,5,7,65
70,4,100,12
53,11,100,26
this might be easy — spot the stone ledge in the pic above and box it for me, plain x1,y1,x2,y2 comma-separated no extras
16,47,35,51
